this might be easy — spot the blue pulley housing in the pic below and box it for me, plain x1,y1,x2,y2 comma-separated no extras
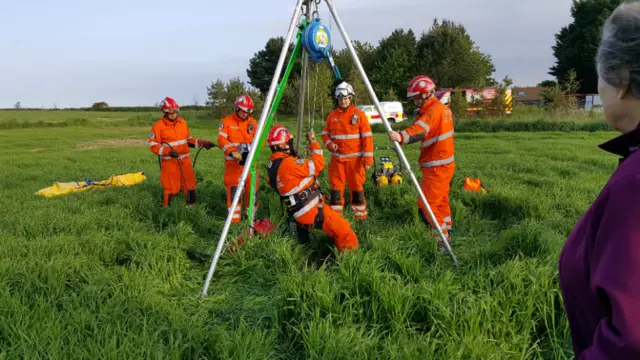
302,19,332,62
302,18,342,81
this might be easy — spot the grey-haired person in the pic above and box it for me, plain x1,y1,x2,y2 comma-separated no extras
559,2,640,358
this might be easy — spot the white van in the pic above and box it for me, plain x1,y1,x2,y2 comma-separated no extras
357,101,405,124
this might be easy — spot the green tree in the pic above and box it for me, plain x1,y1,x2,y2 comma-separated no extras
205,79,227,116
279,61,335,129
538,80,557,88
416,18,495,89
348,67,371,106
384,88,399,102
489,75,514,116
540,69,582,110
370,29,418,100
549,0,621,94
206,78,264,117
247,37,301,96
246,87,265,117
333,41,377,82
449,90,468,120
91,101,109,109
225,77,247,106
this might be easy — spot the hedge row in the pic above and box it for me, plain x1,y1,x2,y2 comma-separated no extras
0,106,208,112
369,119,611,133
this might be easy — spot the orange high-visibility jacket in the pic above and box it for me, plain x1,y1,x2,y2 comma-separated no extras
148,117,204,160
399,96,455,168
321,105,374,164
268,141,325,220
217,113,258,161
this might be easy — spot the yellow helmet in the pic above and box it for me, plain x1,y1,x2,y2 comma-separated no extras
391,174,403,185
376,175,389,186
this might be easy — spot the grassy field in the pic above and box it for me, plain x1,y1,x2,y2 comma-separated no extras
0,110,619,359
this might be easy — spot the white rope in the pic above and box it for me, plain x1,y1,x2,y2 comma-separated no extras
307,59,311,129
312,63,319,129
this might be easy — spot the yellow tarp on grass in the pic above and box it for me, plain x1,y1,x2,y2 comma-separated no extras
36,172,147,198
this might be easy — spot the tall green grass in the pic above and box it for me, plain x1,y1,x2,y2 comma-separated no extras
0,121,619,358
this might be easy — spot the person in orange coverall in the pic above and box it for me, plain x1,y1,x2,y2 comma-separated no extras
388,75,455,252
266,125,359,253
321,81,374,220
148,97,215,207
217,95,260,222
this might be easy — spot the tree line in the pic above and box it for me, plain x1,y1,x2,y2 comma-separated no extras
31,1,608,115
204,0,620,118
206,18,499,118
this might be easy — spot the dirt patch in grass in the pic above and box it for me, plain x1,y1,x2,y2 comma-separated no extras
28,148,43,152
77,139,145,150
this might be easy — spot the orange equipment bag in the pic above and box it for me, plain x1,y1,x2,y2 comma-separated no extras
463,177,486,193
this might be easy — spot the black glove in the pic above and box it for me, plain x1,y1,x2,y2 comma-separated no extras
201,140,215,149
238,151,249,166
169,149,179,158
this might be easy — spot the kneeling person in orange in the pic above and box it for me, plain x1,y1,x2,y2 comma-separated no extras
321,82,374,220
148,97,215,207
388,76,455,252
218,95,260,222
266,125,359,253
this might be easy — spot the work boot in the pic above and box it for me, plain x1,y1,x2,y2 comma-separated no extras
296,225,311,245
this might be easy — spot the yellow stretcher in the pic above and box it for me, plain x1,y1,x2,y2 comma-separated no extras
35,172,147,198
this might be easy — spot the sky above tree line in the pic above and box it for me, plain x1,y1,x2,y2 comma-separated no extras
0,0,573,108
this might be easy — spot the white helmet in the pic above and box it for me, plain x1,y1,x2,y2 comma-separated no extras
335,82,355,99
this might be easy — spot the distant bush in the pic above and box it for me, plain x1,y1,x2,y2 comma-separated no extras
91,102,109,109
0,118,89,129
368,118,610,134
454,119,610,133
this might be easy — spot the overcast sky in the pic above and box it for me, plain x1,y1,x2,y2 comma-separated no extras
0,0,574,108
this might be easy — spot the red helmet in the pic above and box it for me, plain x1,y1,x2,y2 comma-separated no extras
267,125,293,147
234,95,254,113
407,76,436,98
161,97,179,113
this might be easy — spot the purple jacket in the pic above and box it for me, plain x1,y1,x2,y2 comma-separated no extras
559,126,640,359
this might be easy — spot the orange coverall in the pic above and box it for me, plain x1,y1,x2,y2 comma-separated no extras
148,116,205,207
218,112,260,222
321,104,374,220
267,140,359,253
398,96,455,244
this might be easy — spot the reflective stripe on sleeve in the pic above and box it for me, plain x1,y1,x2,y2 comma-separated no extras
421,130,454,147
401,131,409,144
222,143,239,151
416,120,430,133
308,161,315,177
